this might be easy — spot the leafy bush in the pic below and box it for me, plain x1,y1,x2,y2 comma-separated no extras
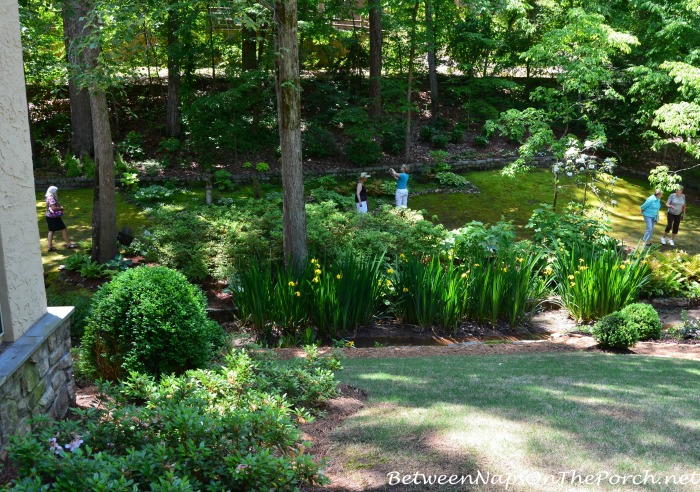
419,125,436,142
445,220,517,258
214,169,234,191
80,266,225,381
64,153,82,177
527,203,613,251
430,150,451,172
345,130,382,166
332,107,370,128
668,310,700,340
642,250,700,298
116,130,146,161
593,312,639,349
133,185,174,202
46,289,92,340
81,156,95,179
380,120,405,155
449,125,465,144
6,349,337,490
302,125,338,158
473,135,489,147
120,172,140,191
554,244,651,322
431,132,450,149
157,137,181,153
619,303,662,340
135,159,165,176
436,172,470,188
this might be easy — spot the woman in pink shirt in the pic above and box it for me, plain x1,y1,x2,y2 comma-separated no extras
45,186,77,252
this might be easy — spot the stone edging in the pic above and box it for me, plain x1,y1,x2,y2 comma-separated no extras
35,155,556,191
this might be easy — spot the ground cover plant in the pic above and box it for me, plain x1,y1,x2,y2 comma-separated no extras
332,353,700,490
5,348,340,491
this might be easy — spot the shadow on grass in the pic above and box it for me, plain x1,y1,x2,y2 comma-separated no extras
332,353,700,490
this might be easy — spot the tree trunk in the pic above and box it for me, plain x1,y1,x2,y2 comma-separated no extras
62,0,94,158
404,0,419,163
90,88,117,263
368,0,382,119
275,0,307,269
242,23,258,70
166,5,181,138
425,0,439,122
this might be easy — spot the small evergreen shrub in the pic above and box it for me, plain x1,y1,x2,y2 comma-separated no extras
593,312,640,349
345,132,382,166
431,132,450,149
619,303,662,340
116,130,146,161
381,121,405,155
449,125,464,143
473,135,489,147
214,169,234,191
80,266,225,381
419,125,435,142
436,172,470,188
303,125,338,157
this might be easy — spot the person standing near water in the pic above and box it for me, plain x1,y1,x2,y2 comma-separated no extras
661,186,686,246
640,189,663,246
390,164,409,208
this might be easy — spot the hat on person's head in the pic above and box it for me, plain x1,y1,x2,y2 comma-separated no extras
360,172,371,179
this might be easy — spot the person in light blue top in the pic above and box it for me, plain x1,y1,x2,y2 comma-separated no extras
390,164,409,208
640,189,663,246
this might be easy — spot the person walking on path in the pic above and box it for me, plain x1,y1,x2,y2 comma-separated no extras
356,172,370,213
662,186,686,246
45,186,77,252
640,189,663,246
390,164,410,208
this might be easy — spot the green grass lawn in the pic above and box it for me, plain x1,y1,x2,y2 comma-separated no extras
332,353,700,491
412,169,700,254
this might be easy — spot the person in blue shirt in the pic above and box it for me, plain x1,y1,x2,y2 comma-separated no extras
390,164,410,208
640,189,663,246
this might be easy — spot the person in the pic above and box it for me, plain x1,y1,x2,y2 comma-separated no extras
662,186,686,246
45,186,77,252
390,164,409,208
640,189,663,246
355,172,370,213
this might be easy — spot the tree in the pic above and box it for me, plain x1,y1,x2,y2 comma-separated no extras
424,0,439,122
62,0,94,157
274,0,307,268
403,0,419,162
368,0,382,119
166,0,182,138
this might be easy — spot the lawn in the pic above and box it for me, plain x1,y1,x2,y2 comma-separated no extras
412,169,700,254
332,353,700,491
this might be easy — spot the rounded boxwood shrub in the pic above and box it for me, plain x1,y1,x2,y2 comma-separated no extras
620,303,662,340
592,312,640,349
81,266,225,381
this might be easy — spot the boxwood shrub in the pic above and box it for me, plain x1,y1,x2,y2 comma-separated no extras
619,303,662,341
80,266,225,381
592,312,640,349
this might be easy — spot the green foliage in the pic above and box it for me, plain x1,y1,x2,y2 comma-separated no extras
81,156,95,179
120,172,140,192
135,159,165,177
64,153,82,178
668,311,700,340
116,131,145,161
619,303,662,341
133,185,174,202
157,137,181,153
436,172,470,188
302,125,338,158
445,221,517,258
213,169,234,191
6,349,337,490
473,135,489,147
642,250,700,299
648,165,683,193
380,120,405,155
593,312,639,349
431,132,450,149
526,203,613,251
554,244,651,322
345,129,382,166
430,150,451,172
80,266,224,381
46,289,92,340
419,126,436,142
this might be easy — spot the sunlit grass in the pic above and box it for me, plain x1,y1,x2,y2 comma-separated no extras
334,353,700,491
412,169,700,254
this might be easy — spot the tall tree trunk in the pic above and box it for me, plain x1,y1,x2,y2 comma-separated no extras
404,0,419,163
275,0,307,269
166,5,181,138
425,0,439,122
242,23,258,70
368,0,382,119
62,0,94,157
90,89,117,263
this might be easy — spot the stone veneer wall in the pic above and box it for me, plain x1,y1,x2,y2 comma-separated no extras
0,307,75,458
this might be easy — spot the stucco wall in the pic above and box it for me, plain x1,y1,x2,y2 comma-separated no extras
0,1,48,341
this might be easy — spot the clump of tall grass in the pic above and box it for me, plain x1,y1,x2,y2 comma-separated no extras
553,243,651,322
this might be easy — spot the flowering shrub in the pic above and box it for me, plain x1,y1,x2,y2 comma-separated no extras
6,348,338,490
